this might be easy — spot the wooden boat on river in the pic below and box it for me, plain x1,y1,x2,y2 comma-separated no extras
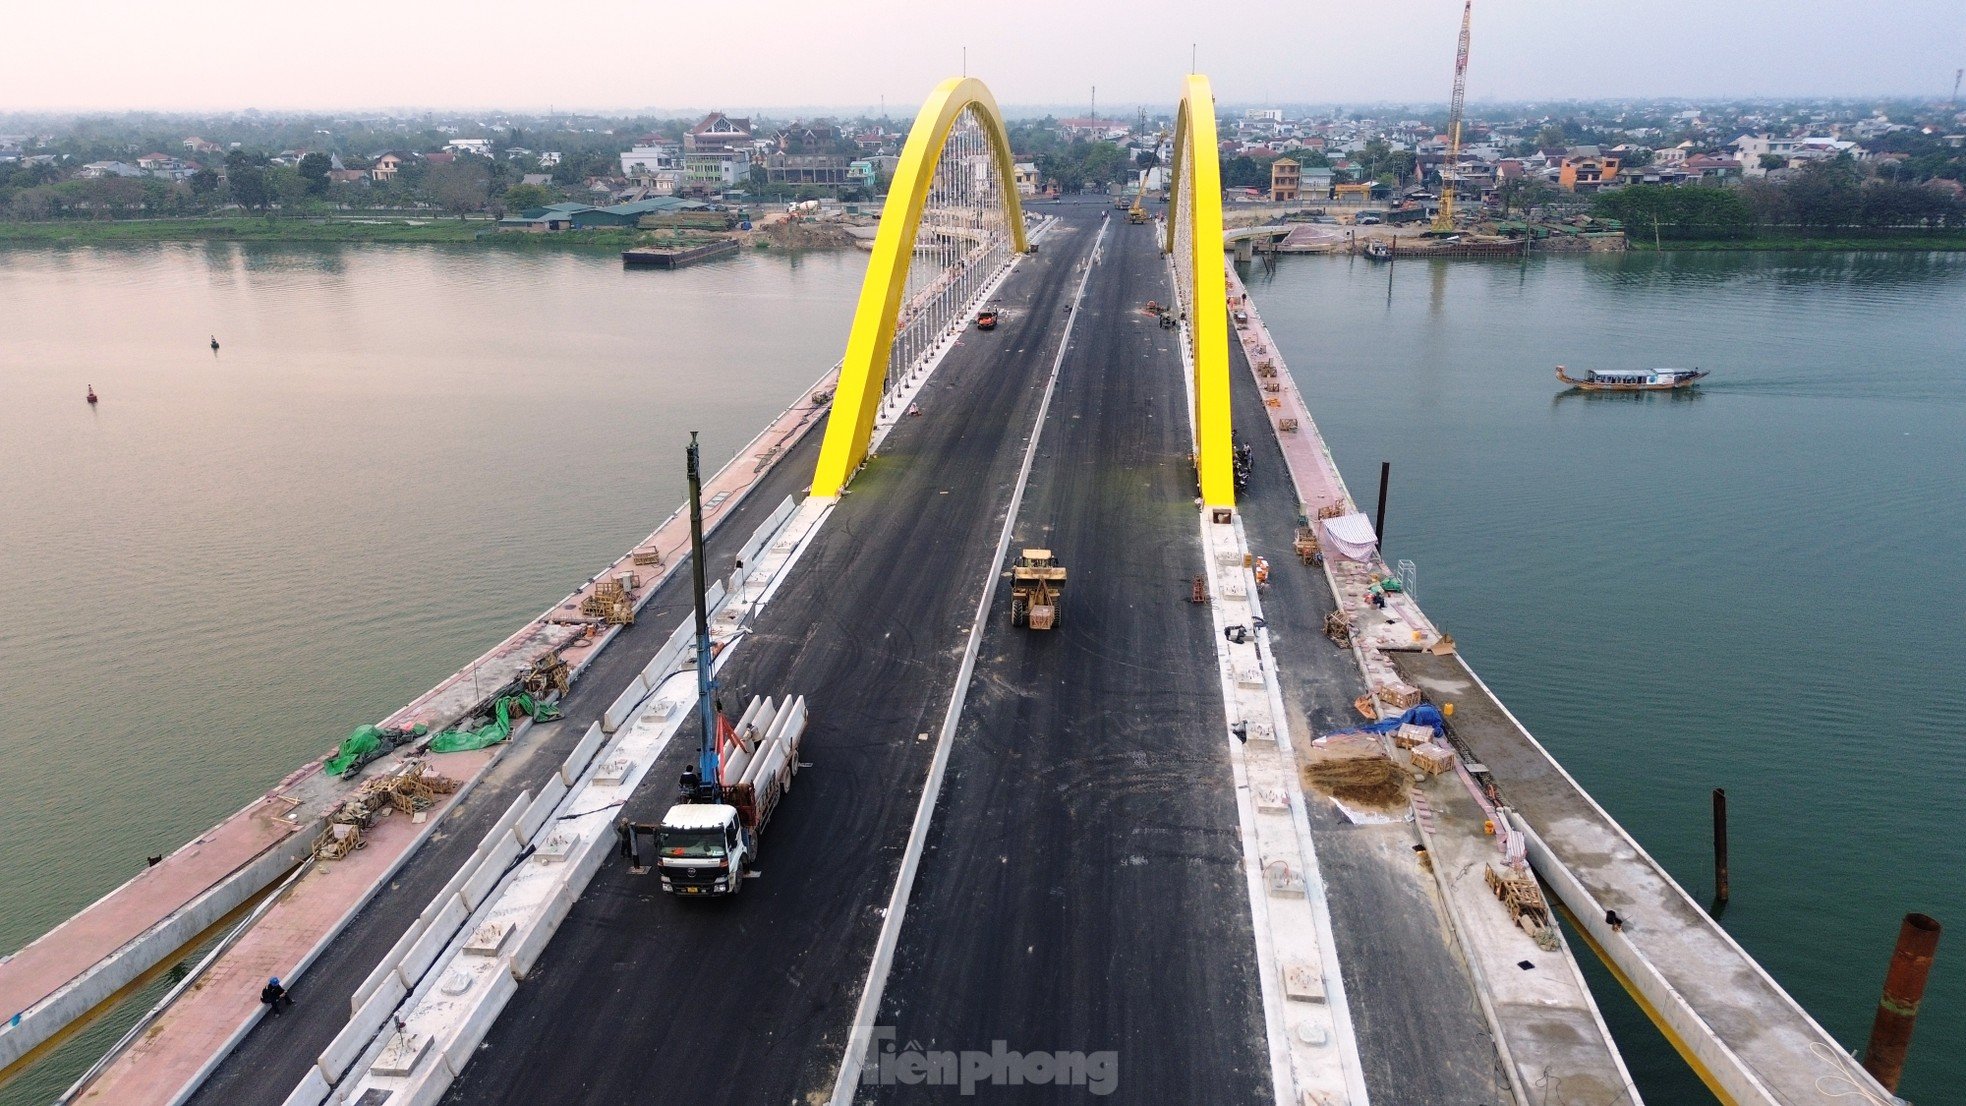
1555,366,1708,391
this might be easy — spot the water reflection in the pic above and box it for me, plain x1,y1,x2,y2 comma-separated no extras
1550,384,1707,409
1586,248,1966,293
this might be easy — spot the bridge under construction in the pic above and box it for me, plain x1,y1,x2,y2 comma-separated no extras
0,75,1932,1106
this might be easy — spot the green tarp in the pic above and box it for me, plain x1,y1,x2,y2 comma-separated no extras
325,723,428,777
428,693,561,754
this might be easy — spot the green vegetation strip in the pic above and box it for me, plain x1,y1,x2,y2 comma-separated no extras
1636,233,1966,252
0,218,643,248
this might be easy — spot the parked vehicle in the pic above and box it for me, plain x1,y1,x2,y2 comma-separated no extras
653,695,808,897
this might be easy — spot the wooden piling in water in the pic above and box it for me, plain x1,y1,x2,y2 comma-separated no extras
1375,461,1390,549
1712,788,1730,906
1861,912,1941,1092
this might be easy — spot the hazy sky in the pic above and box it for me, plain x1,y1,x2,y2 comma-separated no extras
4,0,1961,113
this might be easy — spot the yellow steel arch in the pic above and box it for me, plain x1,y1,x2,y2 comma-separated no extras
1164,74,1236,507
810,76,1030,499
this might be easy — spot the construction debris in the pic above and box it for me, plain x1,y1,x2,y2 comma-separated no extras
581,577,636,625
1294,526,1321,564
312,761,463,861
1377,682,1424,710
1324,609,1354,647
1393,722,1436,749
1303,752,1410,809
1411,742,1458,777
1486,863,1560,950
522,651,571,698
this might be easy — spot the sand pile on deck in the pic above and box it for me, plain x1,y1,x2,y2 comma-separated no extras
1303,751,1409,809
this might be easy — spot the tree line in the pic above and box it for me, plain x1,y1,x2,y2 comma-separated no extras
1594,159,1966,240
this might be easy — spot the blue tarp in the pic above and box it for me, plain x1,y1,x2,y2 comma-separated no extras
1360,703,1445,736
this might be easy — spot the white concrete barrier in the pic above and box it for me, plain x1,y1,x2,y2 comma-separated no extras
509,882,578,980
349,913,427,1016
394,896,466,994
442,968,518,1074
601,676,650,733
279,1067,331,1106
320,974,407,1083
735,496,799,572
559,722,605,786
640,620,693,688
456,836,520,913
568,823,615,889
515,775,570,845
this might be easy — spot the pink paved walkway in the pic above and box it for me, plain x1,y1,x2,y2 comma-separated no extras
0,799,298,1026
78,749,495,1106
29,370,840,1104
1227,272,1441,709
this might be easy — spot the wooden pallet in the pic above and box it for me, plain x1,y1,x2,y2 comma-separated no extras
1377,682,1423,710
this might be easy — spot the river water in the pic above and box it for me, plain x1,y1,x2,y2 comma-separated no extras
1242,249,1966,1103
0,242,865,1102
2,242,1958,1103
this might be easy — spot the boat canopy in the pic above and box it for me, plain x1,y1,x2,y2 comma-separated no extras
1589,368,1694,382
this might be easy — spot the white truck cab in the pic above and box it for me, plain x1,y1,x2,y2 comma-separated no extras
656,802,751,896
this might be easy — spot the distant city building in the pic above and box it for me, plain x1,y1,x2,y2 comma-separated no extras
1557,147,1621,192
685,113,752,154
445,138,492,156
765,154,848,188
1269,156,1300,202
77,160,148,178
1013,162,1039,196
370,152,409,181
621,142,680,177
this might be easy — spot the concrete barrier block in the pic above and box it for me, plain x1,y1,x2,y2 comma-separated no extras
320,974,406,1083
568,826,614,889
560,722,605,785
397,895,465,991
458,835,521,913
442,967,519,1074
509,881,578,980
391,1054,458,1106
349,920,419,1016
515,774,570,845
601,676,649,733
281,1066,332,1106
482,790,530,849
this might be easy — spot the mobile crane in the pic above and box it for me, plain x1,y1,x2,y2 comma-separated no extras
1434,0,1473,233
616,433,807,897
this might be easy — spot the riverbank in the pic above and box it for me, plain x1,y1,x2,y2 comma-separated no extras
1632,231,1966,252
0,214,868,252
0,217,663,249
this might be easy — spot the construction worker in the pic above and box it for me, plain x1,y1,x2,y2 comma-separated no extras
260,977,292,1016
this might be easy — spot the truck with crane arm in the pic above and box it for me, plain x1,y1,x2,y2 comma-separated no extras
616,431,809,898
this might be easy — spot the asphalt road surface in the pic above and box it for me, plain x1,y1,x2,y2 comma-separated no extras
439,205,1107,1105
866,208,1272,1104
